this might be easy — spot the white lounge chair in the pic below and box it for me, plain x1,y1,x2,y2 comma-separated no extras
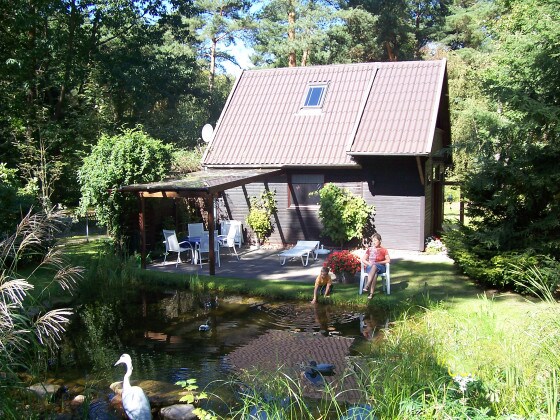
163,230,194,267
278,241,320,266
359,261,391,295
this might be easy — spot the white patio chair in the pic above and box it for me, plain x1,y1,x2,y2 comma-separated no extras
220,220,243,247
195,232,221,267
218,223,240,261
163,229,194,267
359,262,391,295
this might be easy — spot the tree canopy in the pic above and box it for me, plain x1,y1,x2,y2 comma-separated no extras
78,128,173,245
1,0,558,263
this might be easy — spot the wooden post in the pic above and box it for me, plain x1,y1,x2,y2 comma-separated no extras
206,194,216,275
140,194,146,269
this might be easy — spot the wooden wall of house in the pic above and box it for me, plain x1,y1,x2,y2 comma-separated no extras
360,157,426,251
221,156,429,251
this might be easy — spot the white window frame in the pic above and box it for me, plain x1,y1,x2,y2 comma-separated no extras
302,83,328,108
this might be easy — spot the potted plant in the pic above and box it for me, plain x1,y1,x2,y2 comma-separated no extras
245,190,277,247
325,250,361,284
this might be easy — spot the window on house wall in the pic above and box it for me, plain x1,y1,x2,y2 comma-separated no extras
302,83,328,108
289,174,324,207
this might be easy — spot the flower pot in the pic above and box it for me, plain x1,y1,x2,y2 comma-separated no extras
336,270,355,284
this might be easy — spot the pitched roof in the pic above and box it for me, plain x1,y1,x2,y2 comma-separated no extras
203,60,447,168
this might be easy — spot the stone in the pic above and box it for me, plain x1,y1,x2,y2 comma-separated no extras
27,383,61,398
160,404,197,420
111,379,191,408
72,394,86,404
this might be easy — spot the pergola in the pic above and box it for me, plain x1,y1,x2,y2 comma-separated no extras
119,168,282,274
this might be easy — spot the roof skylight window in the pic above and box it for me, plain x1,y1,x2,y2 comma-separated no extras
303,83,328,108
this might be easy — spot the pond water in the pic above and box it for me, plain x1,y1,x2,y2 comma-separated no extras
53,289,388,417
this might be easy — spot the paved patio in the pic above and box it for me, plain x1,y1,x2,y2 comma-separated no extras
147,246,453,283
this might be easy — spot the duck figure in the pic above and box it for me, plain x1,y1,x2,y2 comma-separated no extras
308,360,335,376
199,318,211,332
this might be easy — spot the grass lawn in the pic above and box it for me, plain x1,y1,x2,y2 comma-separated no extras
53,235,533,317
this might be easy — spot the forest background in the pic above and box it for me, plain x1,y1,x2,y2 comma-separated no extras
1,0,559,281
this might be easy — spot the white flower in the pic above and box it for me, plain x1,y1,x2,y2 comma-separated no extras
453,373,475,393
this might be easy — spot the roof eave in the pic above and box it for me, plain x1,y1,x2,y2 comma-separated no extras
203,164,284,169
201,70,245,164
348,152,430,157
423,59,448,152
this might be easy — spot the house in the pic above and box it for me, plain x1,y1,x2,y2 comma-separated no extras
201,59,451,251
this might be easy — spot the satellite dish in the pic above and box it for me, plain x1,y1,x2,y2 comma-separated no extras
201,124,214,143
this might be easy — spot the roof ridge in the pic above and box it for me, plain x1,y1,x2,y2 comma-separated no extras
242,59,445,75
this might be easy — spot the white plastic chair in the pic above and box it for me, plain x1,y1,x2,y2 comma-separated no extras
196,232,221,267
359,262,391,295
220,220,243,247
218,223,240,261
163,230,194,267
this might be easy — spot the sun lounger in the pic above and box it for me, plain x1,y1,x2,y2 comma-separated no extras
279,241,320,266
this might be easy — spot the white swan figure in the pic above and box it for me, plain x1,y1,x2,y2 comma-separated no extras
114,353,151,420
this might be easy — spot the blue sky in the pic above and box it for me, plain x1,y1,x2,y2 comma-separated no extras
222,42,254,78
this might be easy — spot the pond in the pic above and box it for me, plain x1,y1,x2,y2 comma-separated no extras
51,289,388,418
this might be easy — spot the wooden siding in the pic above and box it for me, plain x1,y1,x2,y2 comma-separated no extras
220,165,429,251
363,193,425,251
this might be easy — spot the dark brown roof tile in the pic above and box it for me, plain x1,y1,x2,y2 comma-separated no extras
203,60,446,167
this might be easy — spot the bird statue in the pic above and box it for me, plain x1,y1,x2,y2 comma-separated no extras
303,365,324,387
199,318,211,332
114,353,151,420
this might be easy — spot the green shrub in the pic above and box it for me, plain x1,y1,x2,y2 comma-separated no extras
0,163,37,236
444,228,560,294
77,127,173,250
318,184,374,247
246,190,277,245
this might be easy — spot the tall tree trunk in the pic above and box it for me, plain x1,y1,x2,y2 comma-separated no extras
385,41,397,61
301,49,309,66
55,0,78,121
209,38,217,92
287,3,296,67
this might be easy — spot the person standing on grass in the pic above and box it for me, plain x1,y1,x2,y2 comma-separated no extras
360,233,390,299
310,266,333,304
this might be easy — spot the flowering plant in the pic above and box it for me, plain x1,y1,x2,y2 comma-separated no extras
325,250,361,274
425,236,447,255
